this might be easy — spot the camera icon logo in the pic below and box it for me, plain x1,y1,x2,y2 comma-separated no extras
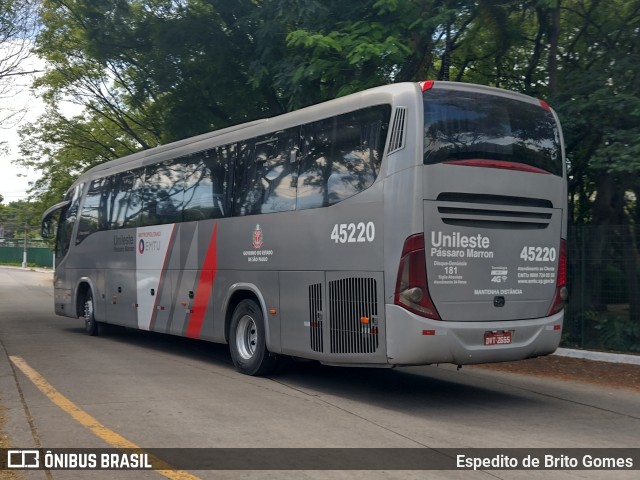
7,450,40,469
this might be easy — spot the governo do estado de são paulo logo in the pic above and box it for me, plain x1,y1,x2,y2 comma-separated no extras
252,224,264,249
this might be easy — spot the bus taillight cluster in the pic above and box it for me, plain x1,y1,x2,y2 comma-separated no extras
394,233,441,320
548,239,568,316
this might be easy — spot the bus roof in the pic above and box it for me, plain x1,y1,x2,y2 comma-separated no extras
69,81,550,190
70,82,422,188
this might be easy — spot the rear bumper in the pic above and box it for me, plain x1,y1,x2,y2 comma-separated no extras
385,304,563,366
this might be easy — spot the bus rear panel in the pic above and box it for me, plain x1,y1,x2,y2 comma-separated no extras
386,82,566,366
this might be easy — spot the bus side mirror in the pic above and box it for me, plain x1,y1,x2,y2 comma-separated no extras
42,219,51,239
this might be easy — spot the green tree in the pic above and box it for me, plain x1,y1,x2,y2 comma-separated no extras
552,0,640,321
0,199,41,241
13,0,640,336
0,0,39,127
18,0,298,203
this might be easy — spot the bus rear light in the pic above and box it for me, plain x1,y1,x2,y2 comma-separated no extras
548,239,568,316
538,99,552,112
557,239,567,287
420,80,434,91
395,233,441,320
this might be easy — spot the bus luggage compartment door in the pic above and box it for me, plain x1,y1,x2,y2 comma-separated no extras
280,271,387,364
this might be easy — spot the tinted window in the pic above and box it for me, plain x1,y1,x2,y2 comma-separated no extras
142,162,183,226
298,105,390,209
57,184,82,254
234,128,299,215
297,118,332,210
183,145,233,221
108,170,145,229
423,89,562,175
76,179,107,244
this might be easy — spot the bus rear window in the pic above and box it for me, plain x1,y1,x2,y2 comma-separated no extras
423,89,562,176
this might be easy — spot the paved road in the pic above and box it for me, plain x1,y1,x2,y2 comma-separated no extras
0,267,638,479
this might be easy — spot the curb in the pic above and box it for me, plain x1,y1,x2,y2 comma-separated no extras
0,265,53,274
0,346,48,479
554,347,640,366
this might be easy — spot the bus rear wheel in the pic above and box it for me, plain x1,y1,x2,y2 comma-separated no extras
82,290,100,336
229,299,277,376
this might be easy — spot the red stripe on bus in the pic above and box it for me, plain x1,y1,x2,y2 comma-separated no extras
186,224,218,338
443,159,550,174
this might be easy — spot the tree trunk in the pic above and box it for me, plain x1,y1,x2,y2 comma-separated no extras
622,222,640,323
439,26,452,81
548,1,561,97
586,171,619,311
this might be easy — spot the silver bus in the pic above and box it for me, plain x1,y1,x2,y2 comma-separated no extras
42,81,567,375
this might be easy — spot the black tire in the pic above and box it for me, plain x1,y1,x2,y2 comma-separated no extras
229,299,278,376
82,290,100,336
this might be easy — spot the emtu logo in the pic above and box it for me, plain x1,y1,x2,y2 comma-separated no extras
138,239,145,254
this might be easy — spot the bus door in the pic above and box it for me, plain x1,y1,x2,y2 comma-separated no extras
105,172,144,329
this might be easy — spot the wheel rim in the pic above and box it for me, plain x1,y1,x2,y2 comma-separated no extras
235,314,257,360
84,296,94,330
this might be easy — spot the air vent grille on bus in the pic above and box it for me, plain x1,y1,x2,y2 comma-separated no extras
309,283,324,353
387,107,407,154
436,193,554,230
329,278,379,354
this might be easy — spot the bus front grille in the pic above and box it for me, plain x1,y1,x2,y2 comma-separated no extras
436,192,554,230
328,277,379,354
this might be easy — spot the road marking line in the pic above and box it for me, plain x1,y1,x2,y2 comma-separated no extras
10,355,201,480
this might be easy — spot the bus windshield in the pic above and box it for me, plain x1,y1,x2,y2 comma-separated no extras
423,89,562,175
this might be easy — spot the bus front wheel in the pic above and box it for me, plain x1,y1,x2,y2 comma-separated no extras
229,299,277,376
82,290,100,336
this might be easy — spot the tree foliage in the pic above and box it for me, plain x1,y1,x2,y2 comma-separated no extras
11,1,640,232
0,198,41,242
0,0,39,129
549,0,640,320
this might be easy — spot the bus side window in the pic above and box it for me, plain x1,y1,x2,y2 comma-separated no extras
234,129,298,216
76,179,106,244
297,105,389,210
107,171,145,229
328,108,387,204
57,184,82,255
142,161,183,226
298,118,333,210
183,145,232,221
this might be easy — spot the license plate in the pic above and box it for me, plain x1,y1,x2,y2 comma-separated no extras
484,331,512,346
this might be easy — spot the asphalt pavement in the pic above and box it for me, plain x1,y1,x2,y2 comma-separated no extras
1,266,638,480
